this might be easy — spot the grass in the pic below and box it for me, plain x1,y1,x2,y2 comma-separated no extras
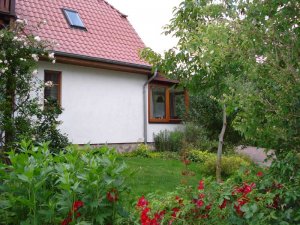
122,157,204,198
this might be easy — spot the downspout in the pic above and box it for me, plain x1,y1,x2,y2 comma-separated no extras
143,68,158,144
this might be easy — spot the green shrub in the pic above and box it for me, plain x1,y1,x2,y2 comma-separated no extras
122,144,153,158
154,129,184,152
122,144,180,160
0,141,129,225
183,123,218,151
203,154,251,177
186,149,251,177
186,149,215,163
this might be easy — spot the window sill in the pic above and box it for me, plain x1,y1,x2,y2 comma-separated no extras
149,119,182,124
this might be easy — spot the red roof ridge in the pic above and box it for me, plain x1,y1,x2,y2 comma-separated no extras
101,0,128,18
100,0,148,56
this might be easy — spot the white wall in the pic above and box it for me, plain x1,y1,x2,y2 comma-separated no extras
38,62,181,144
147,124,183,142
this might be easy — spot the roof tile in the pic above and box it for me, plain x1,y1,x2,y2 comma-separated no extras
16,0,150,67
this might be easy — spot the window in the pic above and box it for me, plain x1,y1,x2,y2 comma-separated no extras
170,88,186,120
44,70,61,106
63,9,85,29
149,84,188,123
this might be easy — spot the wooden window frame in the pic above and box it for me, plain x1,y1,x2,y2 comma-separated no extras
148,83,189,124
44,70,62,106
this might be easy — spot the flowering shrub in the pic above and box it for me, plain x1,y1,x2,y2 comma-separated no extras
0,20,69,153
0,141,130,224
133,152,300,225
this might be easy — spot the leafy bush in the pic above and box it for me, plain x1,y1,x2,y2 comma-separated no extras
186,149,251,177
0,21,68,153
0,141,129,225
186,149,215,163
202,155,251,178
122,144,180,160
122,144,153,158
33,101,69,153
182,123,218,151
154,130,184,152
133,152,300,225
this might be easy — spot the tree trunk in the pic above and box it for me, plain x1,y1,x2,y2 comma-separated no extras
216,104,227,183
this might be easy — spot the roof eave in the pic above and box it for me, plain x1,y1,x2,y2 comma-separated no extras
54,51,152,74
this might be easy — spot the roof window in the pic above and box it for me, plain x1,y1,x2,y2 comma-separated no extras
63,9,86,29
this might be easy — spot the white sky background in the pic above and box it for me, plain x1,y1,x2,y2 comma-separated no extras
106,0,182,55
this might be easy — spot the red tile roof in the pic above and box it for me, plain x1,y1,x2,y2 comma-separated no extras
16,0,150,67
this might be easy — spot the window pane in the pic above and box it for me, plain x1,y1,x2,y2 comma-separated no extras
45,73,59,85
170,89,185,119
45,86,59,101
44,71,61,105
150,86,166,119
64,10,85,28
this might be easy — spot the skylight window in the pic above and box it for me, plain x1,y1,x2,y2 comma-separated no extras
63,9,85,29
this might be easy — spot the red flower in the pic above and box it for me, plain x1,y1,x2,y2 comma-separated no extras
171,207,180,218
198,180,204,190
257,171,263,177
140,207,151,225
107,189,118,203
73,200,84,212
205,204,212,211
137,196,149,209
193,198,204,208
234,197,249,216
154,210,166,221
199,193,205,199
61,217,72,225
182,159,191,165
219,199,227,209
175,196,184,206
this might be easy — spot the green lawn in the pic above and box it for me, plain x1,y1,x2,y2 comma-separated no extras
122,157,204,198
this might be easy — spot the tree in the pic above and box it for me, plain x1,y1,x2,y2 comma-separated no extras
0,20,68,158
141,0,300,180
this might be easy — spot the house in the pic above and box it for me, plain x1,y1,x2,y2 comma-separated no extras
0,0,188,151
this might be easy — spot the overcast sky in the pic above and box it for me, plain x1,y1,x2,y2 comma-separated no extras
106,0,182,55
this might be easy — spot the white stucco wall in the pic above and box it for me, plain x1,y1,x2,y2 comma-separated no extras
38,62,182,144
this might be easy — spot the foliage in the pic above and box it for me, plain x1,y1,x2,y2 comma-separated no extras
33,101,69,153
0,141,129,225
182,123,218,151
133,151,300,224
122,144,155,158
187,93,243,147
141,0,300,154
154,130,184,152
153,125,219,153
186,149,251,178
202,155,251,178
0,20,68,154
186,149,215,163
122,144,181,160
